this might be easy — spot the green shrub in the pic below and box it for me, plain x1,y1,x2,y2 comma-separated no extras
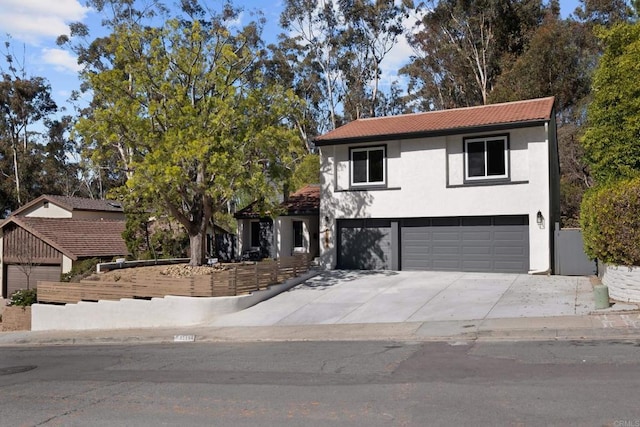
9,288,38,307
60,258,101,282
580,177,640,266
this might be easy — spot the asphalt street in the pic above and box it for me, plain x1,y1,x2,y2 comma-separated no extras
1,340,639,426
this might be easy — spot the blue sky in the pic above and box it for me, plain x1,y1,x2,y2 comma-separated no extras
0,0,582,115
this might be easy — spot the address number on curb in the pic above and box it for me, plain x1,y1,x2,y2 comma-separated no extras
173,335,196,342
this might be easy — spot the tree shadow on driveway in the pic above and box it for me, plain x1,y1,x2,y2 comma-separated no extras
295,269,399,291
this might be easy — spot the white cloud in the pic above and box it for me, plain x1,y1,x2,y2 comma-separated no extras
0,0,90,45
41,48,81,73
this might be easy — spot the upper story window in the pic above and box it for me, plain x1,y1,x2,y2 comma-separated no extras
464,135,509,181
350,146,386,187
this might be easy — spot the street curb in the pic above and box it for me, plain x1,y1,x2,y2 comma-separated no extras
2,316,640,347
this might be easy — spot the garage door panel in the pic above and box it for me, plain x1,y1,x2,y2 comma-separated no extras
432,231,461,241
338,221,391,270
463,245,492,255
494,230,526,240
462,260,493,271
495,247,526,257
433,259,461,270
462,230,492,241
401,215,529,273
433,245,460,255
6,264,61,297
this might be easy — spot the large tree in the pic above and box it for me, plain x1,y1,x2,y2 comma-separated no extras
0,41,80,216
401,0,546,110
72,2,304,265
581,19,640,183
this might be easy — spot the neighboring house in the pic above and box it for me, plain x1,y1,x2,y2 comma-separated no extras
314,97,560,274
235,185,320,260
1,195,128,298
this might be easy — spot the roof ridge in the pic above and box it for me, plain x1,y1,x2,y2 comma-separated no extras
353,96,555,122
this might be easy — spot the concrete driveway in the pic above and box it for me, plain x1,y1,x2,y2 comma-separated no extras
209,270,594,327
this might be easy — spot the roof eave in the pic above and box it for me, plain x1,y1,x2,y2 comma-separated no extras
314,119,550,146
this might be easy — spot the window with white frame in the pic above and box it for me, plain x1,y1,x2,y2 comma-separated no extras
350,146,386,187
464,135,509,181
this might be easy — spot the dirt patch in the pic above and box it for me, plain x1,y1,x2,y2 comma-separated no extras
86,263,229,282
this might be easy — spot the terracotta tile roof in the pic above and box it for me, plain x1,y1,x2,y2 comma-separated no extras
315,97,555,145
281,184,320,215
7,217,127,260
9,195,124,217
235,184,320,219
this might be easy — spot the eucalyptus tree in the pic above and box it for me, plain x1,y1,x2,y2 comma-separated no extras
0,40,72,214
401,0,546,110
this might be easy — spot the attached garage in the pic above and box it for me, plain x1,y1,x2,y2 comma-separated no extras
4,265,61,298
336,215,529,273
338,219,392,269
401,216,529,273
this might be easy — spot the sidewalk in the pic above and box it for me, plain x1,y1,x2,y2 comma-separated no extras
1,311,639,346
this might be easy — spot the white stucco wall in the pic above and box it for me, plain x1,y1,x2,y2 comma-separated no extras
320,125,553,272
31,270,319,331
62,256,73,274
274,216,319,258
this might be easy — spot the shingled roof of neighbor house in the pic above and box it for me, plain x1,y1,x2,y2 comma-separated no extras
281,184,320,215
314,97,555,145
9,194,124,217
235,184,320,219
4,217,127,260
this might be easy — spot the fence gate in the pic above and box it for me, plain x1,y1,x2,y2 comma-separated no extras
554,224,597,276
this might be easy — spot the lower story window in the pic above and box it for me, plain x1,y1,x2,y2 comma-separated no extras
293,221,304,248
251,221,260,247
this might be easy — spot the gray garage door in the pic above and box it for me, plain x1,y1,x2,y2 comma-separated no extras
338,219,392,269
5,264,61,297
401,216,529,273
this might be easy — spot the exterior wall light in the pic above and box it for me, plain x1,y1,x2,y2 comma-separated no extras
536,210,544,225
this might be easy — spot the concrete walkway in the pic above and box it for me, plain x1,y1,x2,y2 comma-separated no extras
208,271,594,327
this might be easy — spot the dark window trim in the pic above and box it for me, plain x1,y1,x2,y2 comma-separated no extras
349,144,387,189
447,180,528,188
463,133,510,183
335,187,401,193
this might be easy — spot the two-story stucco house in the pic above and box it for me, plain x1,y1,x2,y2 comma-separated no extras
315,97,559,274
1,195,128,298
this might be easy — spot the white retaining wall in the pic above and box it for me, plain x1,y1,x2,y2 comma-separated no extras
32,270,319,331
602,265,640,303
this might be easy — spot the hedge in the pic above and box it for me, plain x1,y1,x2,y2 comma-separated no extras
580,177,640,266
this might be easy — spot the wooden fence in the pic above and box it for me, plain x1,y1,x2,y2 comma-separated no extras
37,255,311,304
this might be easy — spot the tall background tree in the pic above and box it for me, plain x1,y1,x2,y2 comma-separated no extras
0,40,81,217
